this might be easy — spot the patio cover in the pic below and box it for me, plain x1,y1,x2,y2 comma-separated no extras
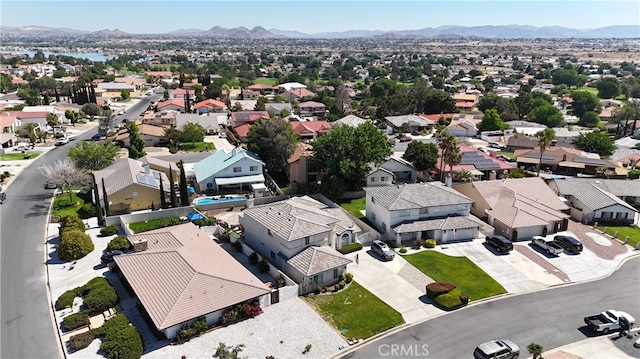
215,174,265,185
559,161,585,169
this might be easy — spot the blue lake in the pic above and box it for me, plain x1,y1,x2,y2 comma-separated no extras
0,50,114,62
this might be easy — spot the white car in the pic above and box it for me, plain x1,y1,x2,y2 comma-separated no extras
13,145,31,151
55,138,70,146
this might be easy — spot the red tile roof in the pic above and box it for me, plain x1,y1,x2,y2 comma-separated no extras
194,99,226,110
4,111,50,119
157,98,186,109
233,123,252,138
290,120,330,137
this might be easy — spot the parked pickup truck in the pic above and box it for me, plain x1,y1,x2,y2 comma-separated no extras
531,236,563,255
584,310,636,334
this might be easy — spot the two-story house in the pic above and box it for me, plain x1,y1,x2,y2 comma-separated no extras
193,148,264,193
239,196,358,294
297,101,328,119
364,182,481,246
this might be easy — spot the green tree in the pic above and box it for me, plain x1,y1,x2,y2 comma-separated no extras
444,145,462,181
535,128,556,176
479,109,507,132
527,342,544,359
179,160,190,206
311,123,392,193
91,174,104,225
578,111,601,128
402,140,439,173
571,91,601,120
126,122,146,159
120,89,130,101
435,131,457,182
456,170,474,182
163,126,183,147
159,175,167,209
478,94,499,113
102,178,110,216
81,103,101,118
21,123,38,146
572,131,616,158
528,103,564,127
65,109,80,125
514,91,532,121
17,87,41,106
46,113,59,128
69,141,119,171
246,118,298,175
169,165,178,207
596,77,621,99
551,68,586,87
57,229,94,262
610,100,640,138
180,122,205,145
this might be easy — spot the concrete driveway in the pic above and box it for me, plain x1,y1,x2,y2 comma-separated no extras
204,135,235,151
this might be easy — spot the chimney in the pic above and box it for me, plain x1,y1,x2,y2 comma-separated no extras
445,173,453,187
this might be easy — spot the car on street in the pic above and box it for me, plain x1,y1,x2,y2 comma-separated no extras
553,234,583,254
487,142,503,149
496,154,512,162
13,145,31,152
91,134,102,141
473,339,520,359
584,309,635,334
398,135,412,142
101,250,124,265
44,180,57,189
371,240,395,260
0,192,6,204
485,235,514,254
55,137,70,146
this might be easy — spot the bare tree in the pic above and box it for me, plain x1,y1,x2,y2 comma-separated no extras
42,158,89,202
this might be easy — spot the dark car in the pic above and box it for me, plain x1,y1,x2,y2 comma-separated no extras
553,234,583,254
485,235,514,253
91,134,102,141
100,250,124,264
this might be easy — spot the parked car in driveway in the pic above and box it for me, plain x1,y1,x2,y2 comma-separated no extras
553,234,583,254
13,145,31,152
584,309,635,334
371,240,395,261
531,235,563,255
473,339,520,359
101,250,124,265
485,235,513,254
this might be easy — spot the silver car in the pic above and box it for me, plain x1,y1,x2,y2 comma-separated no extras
371,240,395,261
474,339,520,359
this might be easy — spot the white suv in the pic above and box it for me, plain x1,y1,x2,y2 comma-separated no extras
474,339,520,359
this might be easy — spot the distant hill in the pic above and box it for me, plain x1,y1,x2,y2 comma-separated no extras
1,24,639,39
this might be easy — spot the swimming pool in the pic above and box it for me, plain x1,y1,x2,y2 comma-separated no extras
193,195,245,205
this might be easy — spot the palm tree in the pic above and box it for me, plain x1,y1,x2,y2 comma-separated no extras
535,128,556,176
445,146,462,184
527,342,544,359
436,131,457,182
456,170,474,182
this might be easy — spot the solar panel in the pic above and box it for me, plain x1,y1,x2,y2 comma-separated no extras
573,157,606,165
476,162,501,169
524,152,555,160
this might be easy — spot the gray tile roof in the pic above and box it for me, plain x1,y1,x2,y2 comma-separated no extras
552,178,640,197
114,223,270,331
286,246,352,276
363,182,473,211
93,158,170,199
385,114,435,127
242,196,341,241
393,215,482,233
553,180,637,212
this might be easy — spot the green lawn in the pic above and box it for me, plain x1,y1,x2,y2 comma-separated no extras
303,281,404,339
253,78,278,86
576,87,599,95
178,142,215,152
596,225,640,247
52,193,85,217
339,197,366,218
403,250,507,301
1,152,40,160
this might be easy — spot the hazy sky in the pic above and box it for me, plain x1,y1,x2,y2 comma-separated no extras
2,1,639,34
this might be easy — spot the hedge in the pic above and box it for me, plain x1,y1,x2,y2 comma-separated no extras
100,224,119,237
77,203,97,219
434,288,463,309
63,312,89,331
57,289,78,309
426,281,456,299
70,331,95,351
94,314,143,359
58,229,94,262
107,236,131,251
83,283,118,315
338,242,363,254
58,214,86,238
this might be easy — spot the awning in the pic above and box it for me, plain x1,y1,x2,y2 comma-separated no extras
470,169,484,176
251,183,267,190
215,174,265,186
516,157,540,164
559,161,585,169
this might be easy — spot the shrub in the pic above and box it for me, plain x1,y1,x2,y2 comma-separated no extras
70,331,95,351
399,247,408,254
82,277,110,295
77,203,97,219
258,258,270,273
424,239,437,248
169,146,178,154
344,272,354,284
337,280,346,290
100,224,119,237
426,281,456,300
243,300,263,318
58,229,94,261
107,236,131,251
99,324,143,359
460,292,470,306
63,312,89,331
58,214,85,238
93,314,130,337
434,288,463,309
57,290,77,309
220,304,245,325
193,216,217,227
412,238,424,249
231,240,243,251
275,273,286,288
629,169,640,179
338,242,363,254
248,252,259,265
303,344,312,354
83,282,118,315
176,316,208,341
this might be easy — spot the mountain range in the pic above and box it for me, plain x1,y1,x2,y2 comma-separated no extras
2,24,639,39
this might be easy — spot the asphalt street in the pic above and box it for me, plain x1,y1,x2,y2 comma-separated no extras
0,95,157,359
340,256,639,359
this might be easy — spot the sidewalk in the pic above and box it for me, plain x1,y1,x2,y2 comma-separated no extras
536,331,639,359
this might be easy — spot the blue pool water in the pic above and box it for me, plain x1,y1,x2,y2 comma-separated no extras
194,196,244,205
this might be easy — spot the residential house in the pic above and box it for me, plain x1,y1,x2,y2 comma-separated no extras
453,177,571,240
114,222,271,340
265,103,292,117
194,99,227,115
0,114,18,147
278,82,307,92
506,134,539,152
176,113,220,135
141,110,178,126
437,143,515,181
287,142,316,185
93,158,171,214
4,110,49,132
241,89,261,100
115,123,167,147
332,114,367,128
139,155,180,180
364,182,481,246
281,88,316,101
368,157,418,185
453,93,478,111
366,167,395,187
445,114,482,137
97,82,136,99
513,146,621,175
230,111,270,128
290,120,331,140
169,88,196,101
297,101,327,119
385,114,436,134
247,84,278,96
239,196,357,294
157,98,188,113
547,178,638,225
193,148,264,193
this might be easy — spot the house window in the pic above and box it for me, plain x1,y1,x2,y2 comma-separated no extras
602,212,612,219
371,212,376,221
304,236,310,245
381,222,387,233
250,165,258,172
457,204,466,210
233,167,242,173
371,197,376,204
313,274,324,285
333,268,339,279
419,208,429,215
270,251,276,260
381,176,388,182
472,202,476,209
370,177,377,182
267,229,272,236
399,210,410,217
